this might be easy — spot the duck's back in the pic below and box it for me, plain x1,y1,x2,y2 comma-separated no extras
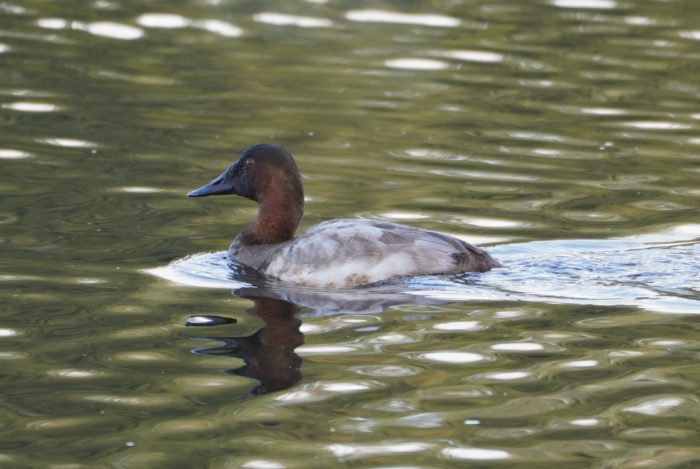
236,219,498,288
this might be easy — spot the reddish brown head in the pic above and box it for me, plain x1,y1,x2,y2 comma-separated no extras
188,144,305,244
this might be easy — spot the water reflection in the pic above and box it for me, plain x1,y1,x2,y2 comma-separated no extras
246,285,448,315
190,292,303,395
186,284,453,394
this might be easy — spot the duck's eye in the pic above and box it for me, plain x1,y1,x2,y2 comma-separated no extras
244,159,255,170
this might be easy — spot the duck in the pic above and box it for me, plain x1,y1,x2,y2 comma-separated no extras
187,144,500,288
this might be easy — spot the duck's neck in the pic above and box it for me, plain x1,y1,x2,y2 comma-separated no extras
240,187,303,245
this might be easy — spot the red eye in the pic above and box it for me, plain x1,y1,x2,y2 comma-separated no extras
244,159,255,169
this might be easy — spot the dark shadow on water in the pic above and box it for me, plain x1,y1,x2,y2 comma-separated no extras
184,286,458,395
189,293,303,395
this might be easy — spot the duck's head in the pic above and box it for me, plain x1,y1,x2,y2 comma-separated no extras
187,144,304,205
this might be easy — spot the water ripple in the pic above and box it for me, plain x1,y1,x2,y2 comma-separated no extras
135,13,190,28
193,20,243,37
623,395,700,417
442,447,511,461
135,13,243,37
37,18,69,29
1,102,59,112
551,0,618,10
38,138,97,148
385,58,449,70
275,380,384,404
254,13,333,28
438,50,504,63
80,22,144,40
415,351,489,364
328,441,435,459
0,149,31,159
345,10,460,28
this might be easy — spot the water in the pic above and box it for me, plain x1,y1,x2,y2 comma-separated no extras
2,0,700,467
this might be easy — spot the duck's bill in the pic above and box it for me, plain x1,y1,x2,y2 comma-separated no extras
187,173,234,197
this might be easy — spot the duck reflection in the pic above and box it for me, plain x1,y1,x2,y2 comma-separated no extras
190,293,303,395
188,285,450,395
228,295,303,395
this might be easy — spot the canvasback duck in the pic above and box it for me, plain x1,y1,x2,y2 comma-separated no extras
187,144,500,288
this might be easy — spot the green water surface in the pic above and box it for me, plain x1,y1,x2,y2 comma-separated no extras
1,0,700,467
